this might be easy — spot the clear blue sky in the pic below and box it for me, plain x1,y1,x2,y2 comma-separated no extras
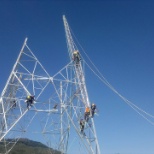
0,0,154,154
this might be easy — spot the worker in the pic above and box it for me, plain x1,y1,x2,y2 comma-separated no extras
91,103,96,118
80,119,85,135
84,106,90,122
25,95,35,109
11,100,17,109
53,104,58,109
73,50,80,66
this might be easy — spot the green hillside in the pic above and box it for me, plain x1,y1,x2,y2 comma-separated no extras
0,139,61,154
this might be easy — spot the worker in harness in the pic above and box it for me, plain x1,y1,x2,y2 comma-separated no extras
12,100,17,108
25,95,35,109
91,103,96,118
73,50,81,66
80,119,85,136
53,104,58,109
84,106,90,122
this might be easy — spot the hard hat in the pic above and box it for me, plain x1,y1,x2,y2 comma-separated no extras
92,103,95,106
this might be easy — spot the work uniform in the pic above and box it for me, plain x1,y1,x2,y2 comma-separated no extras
84,107,90,122
26,95,35,109
91,104,96,117
73,50,80,65
80,119,85,133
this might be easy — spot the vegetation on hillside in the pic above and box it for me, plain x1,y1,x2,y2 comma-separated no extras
0,138,61,154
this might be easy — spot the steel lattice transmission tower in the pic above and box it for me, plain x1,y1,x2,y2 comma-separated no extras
0,16,100,154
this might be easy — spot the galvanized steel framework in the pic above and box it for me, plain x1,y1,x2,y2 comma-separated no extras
0,16,100,154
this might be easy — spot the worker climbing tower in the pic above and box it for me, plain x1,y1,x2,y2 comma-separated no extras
63,15,100,154
0,16,100,154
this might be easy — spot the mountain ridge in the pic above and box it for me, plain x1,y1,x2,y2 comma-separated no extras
0,138,61,154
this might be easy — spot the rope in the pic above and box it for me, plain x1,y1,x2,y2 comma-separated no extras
70,29,154,125
84,59,154,125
